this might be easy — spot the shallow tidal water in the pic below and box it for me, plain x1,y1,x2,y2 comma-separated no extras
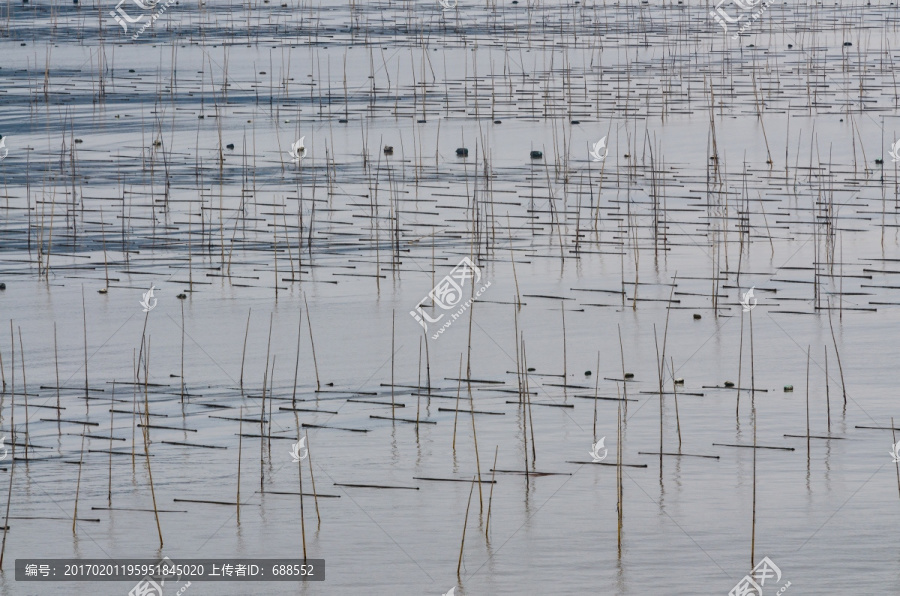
2,1,900,595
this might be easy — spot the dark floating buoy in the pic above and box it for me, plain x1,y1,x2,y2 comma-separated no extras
226,143,234,150
693,313,701,320
570,120,580,125
326,382,334,387
527,367,535,372
843,41,852,46
98,288,107,294
875,158,883,165
417,119,426,123
128,69,136,73
338,119,348,123
493,120,502,124
530,150,543,159
153,140,162,147
456,148,469,157
177,293,187,299
709,155,718,161
624,373,634,379
674,378,684,385
623,153,630,158
787,44,793,48
384,146,394,155
0,283,6,290
584,371,591,376
784,385,794,392
724,381,735,388
74,138,83,143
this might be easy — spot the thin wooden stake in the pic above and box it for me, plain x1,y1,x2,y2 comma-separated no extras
72,427,86,534
298,443,307,560
306,432,320,524
391,310,395,420
82,287,88,399
452,355,463,450
239,309,251,391
17,328,28,463
0,388,14,569
108,381,115,505
485,446,498,537
237,407,242,524
303,294,321,391
292,314,302,407
457,476,476,577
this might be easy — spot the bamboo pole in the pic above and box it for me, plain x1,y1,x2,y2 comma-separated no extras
391,310,395,420
143,338,164,548
671,357,682,451
17,328,28,462
180,301,185,402
54,323,60,420
72,427,86,534
292,313,302,407
306,432,320,525
303,294,321,391
452,355,463,450
616,394,623,553
827,301,847,406
298,442,307,560
485,446,498,537
457,476,476,577
892,417,900,501
825,346,831,433
108,381,115,504
0,387,14,569
806,346,811,457
468,382,483,513
240,308,251,391
82,287,89,400
237,407,242,524
261,313,273,492
750,308,756,568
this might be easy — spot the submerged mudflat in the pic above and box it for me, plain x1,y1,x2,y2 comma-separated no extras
1,1,900,594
